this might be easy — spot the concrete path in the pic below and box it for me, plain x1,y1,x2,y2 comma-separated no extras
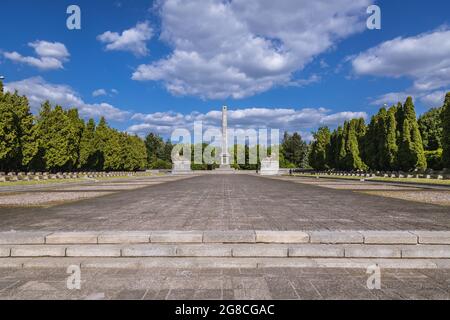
0,267,448,300
0,174,449,300
0,174,448,231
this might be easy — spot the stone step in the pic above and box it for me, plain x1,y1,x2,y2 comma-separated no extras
1,243,449,259
1,230,450,245
1,257,449,270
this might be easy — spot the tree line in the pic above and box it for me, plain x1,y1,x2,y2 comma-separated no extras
2,80,448,173
0,82,147,172
309,93,450,172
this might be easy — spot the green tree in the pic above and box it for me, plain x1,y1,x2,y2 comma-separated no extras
103,129,122,171
441,92,450,168
145,133,166,165
309,127,331,170
384,106,398,170
78,119,96,169
66,109,84,170
343,119,367,170
37,104,77,171
93,117,110,170
281,132,308,167
0,88,38,171
397,97,426,171
418,107,443,151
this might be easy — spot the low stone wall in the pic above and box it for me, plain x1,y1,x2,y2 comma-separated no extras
0,171,150,183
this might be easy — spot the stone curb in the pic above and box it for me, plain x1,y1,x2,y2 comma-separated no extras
0,257,448,270
1,230,449,245
0,243,449,259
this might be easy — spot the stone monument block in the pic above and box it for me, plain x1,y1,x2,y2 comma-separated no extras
260,153,279,176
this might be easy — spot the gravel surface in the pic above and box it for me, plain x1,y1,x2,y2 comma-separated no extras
315,184,419,190
61,185,148,191
278,178,419,190
362,190,450,206
0,192,112,206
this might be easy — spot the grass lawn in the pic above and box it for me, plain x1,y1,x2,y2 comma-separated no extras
0,173,154,187
292,173,450,186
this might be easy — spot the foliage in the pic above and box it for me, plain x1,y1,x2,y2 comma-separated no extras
0,82,148,172
442,93,450,168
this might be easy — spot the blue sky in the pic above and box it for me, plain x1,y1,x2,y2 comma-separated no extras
1,0,449,140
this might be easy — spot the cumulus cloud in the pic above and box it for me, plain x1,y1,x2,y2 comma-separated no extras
97,21,153,56
3,40,69,70
92,89,107,97
127,107,367,138
92,88,119,97
4,77,130,121
352,28,450,108
132,0,371,99
371,90,448,109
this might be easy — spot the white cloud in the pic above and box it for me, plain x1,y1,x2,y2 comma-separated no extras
97,21,153,57
132,0,371,99
3,40,69,70
370,92,413,107
127,107,367,137
370,90,448,109
352,28,450,108
419,90,448,107
92,88,119,97
92,89,107,97
4,77,130,121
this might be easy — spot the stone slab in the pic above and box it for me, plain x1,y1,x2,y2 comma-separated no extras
362,231,418,244
203,231,255,243
402,245,450,258
232,245,288,257
82,258,142,269
313,258,438,269
150,231,203,243
66,245,121,257
0,232,49,245
46,232,99,244
288,245,344,257
98,232,151,244
309,231,363,244
0,247,11,257
82,258,259,269
344,245,401,258
122,245,177,257
176,245,232,257
256,258,318,268
11,245,66,257
412,231,450,244
0,258,27,268
433,259,450,269
255,231,309,243
22,258,83,269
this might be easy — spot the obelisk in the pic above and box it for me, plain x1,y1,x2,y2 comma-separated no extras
220,106,230,168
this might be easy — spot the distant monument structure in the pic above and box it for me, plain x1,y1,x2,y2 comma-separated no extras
215,106,235,173
260,152,280,176
171,146,193,175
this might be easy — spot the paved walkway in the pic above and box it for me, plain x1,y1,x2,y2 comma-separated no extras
0,267,448,300
0,175,448,231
